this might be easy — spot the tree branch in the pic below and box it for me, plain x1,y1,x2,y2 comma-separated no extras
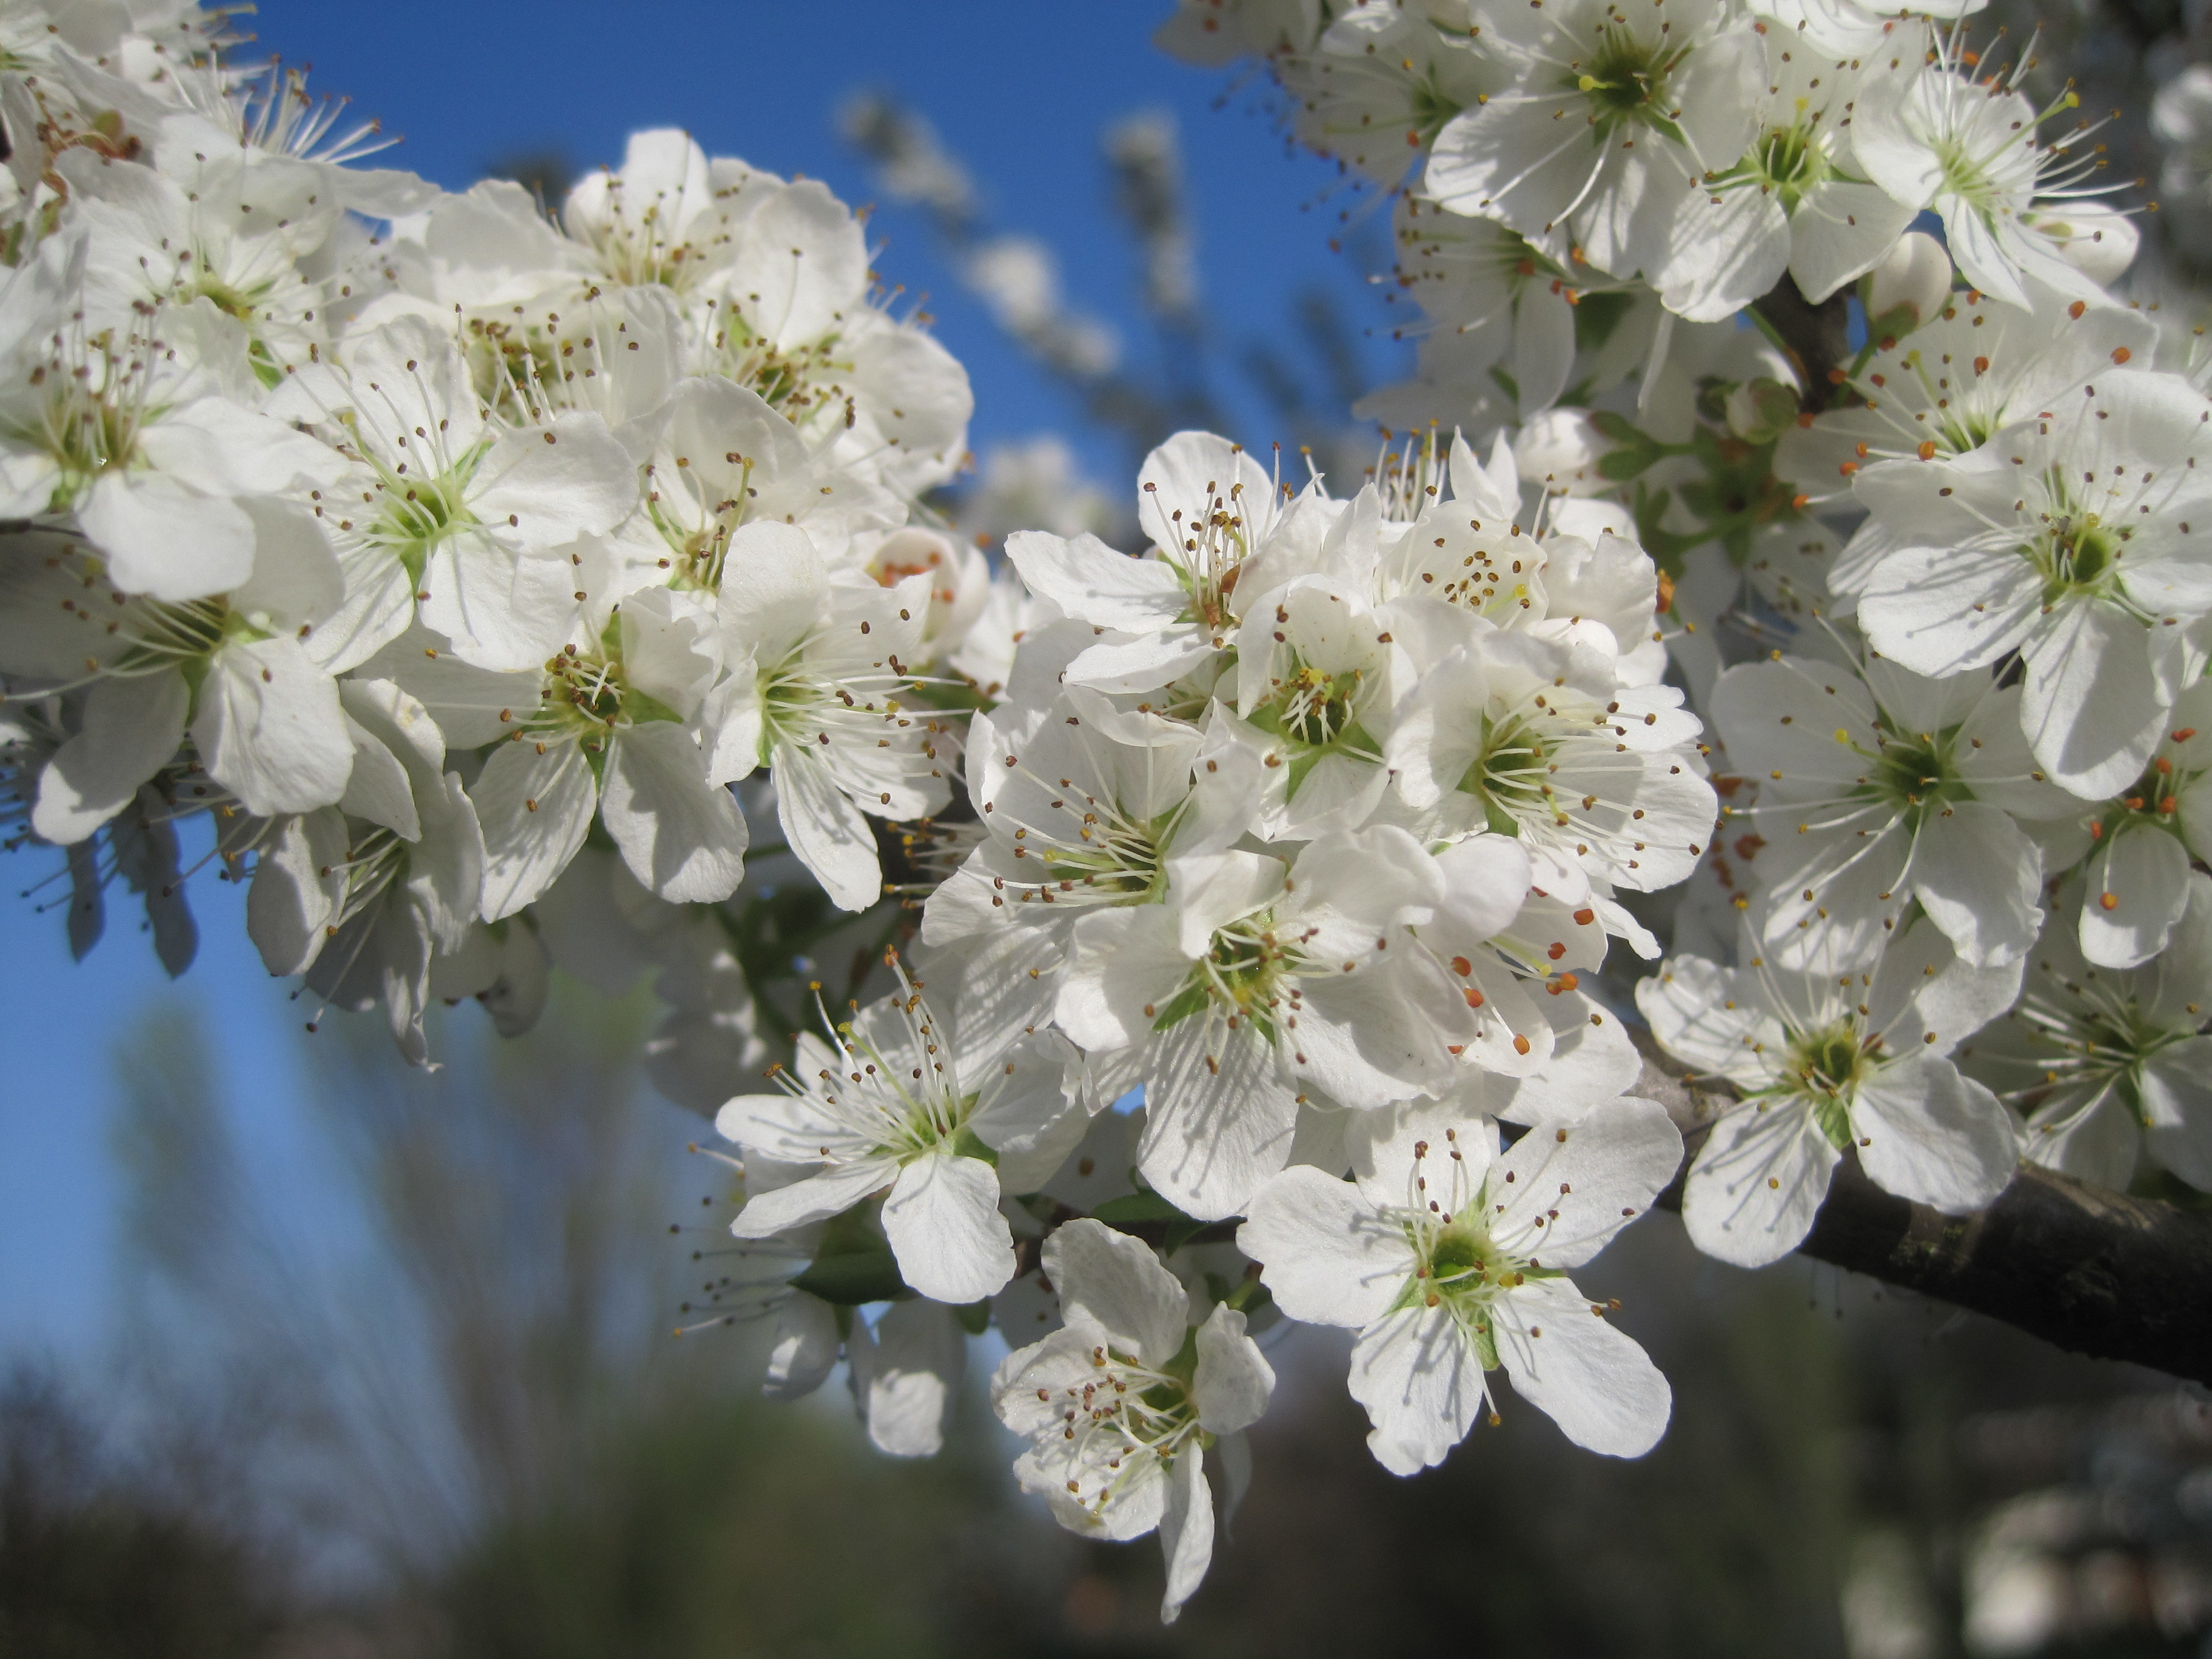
1751,276,1854,411
1631,1031,2212,1385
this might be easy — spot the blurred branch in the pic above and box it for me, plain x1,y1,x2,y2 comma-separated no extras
839,90,1227,460
1632,1030,2212,1385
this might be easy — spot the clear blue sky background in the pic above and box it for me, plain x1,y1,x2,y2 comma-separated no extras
0,3,1402,1364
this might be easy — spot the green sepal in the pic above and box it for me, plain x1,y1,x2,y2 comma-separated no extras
949,1126,999,1167
954,1299,993,1336
1284,720,1376,799
1205,1271,1274,1318
1150,980,1211,1033
1473,1321,1500,1372
787,1248,908,1307
1572,290,1635,355
1812,1092,1853,1153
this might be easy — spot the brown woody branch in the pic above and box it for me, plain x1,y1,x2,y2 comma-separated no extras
1750,276,1854,412
1631,1033,2212,1386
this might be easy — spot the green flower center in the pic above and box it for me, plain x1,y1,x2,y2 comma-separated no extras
1396,1200,1547,1370
1780,1019,1866,1148
530,616,681,756
1250,657,1379,796
1570,27,1686,136
1855,724,1974,827
1036,810,1174,903
1460,709,1556,836
2031,502,2127,605
1150,914,1297,1040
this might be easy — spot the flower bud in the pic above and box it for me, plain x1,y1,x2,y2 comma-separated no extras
1724,377,1801,443
1868,232,1953,334
2024,201,2140,287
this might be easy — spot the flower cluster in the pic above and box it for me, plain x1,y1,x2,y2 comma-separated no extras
10,0,2210,1628
0,12,975,1067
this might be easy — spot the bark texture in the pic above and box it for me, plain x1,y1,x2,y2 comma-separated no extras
1632,1034,2212,1385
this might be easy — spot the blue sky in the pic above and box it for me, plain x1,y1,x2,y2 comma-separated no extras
0,3,1403,1364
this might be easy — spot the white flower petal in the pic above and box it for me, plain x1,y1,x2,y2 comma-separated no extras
882,1151,1015,1304
1158,1448,1215,1625
192,637,352,818
1040,1218,1190,1369
1138,1016,1300,1222
1851,1054,2019,1213
763,1293,840,1401
1193,1304,1274,1436
1681,1099,1840,1268
1347,1304,1486,1477
1239,1164,1410,1328
32,671,188,845
598,723,748,903
773,744,881,913
474,737,598,920
1495,1274,1670,1457
851,1299,964,1459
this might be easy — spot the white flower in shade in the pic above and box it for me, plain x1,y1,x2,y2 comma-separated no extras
1154,0,1327,65
0,255,342,602
1653,33,1917,321
990,1219,1275,1624
1056,825,1480,1220
1637,917,2024,1267
851,1299,970,1460
1387,625,1716,907
956,435,1119,547
1357,199,1583,428
636,906,770,1117
1776,282,2154,526
1281,2,1495,184
4,507,357,833
1851,370,2212,799
1423,0,1761,297
1960,872,2212,1193
268,315,639,673
708,522,954,912
1709,651,2076,971
2048,687,2212,970
252,679,485,1064
1238,1099,1680,1475
2154,65,2212,267
717,967,1085,1305
1850,36,2116,312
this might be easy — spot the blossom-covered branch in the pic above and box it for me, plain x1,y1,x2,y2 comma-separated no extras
3,0,2208,1627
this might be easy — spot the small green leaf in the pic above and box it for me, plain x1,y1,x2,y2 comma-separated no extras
1150,981,1211,1033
